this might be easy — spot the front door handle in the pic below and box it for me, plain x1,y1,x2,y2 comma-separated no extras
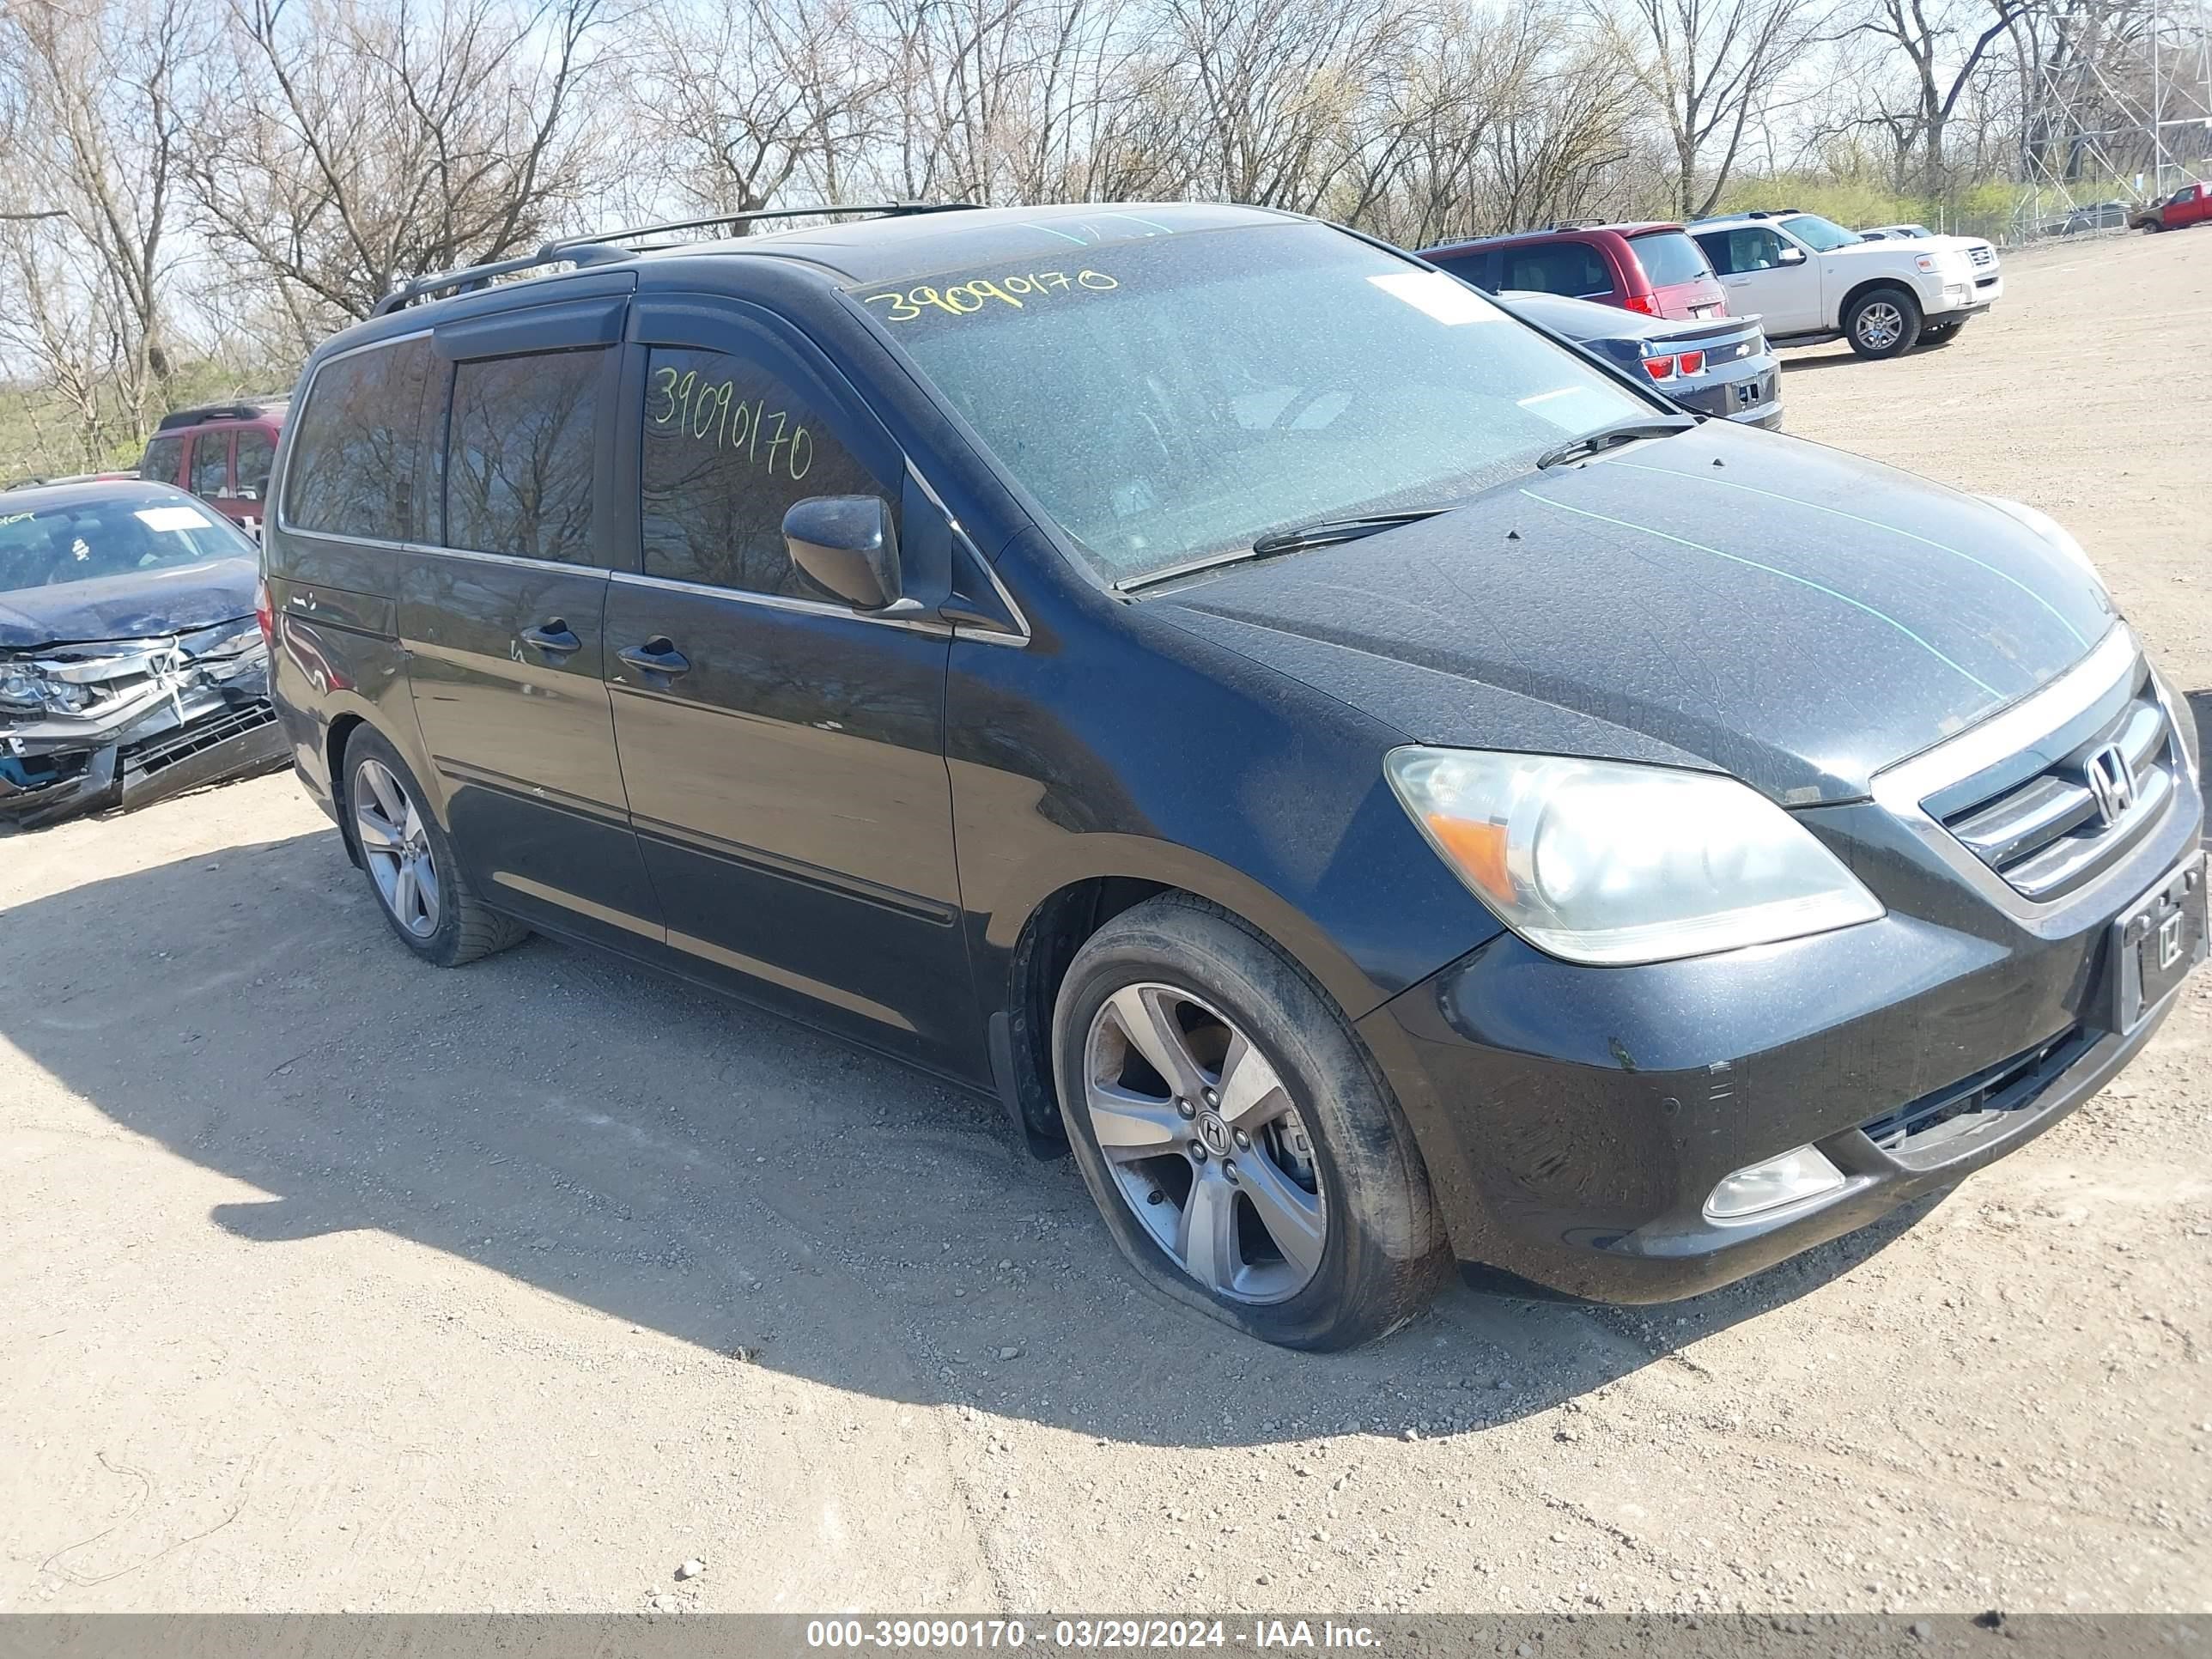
520,619,581,656
617,637,691,678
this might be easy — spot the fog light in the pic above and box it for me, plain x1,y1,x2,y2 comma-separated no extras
1703,1145,1845,1221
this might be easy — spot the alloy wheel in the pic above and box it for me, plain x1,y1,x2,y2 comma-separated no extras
1856,301,1905,349
1082,982,1328,1304
353,757,441,939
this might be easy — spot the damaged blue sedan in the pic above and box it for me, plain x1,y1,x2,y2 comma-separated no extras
0,479,285,829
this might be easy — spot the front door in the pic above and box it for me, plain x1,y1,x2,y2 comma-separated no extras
398,296,663,951
1698,227,1819,335
601,295,978,1071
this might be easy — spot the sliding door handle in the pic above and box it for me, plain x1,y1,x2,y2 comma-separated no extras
617,638,691,678
520,620,581,656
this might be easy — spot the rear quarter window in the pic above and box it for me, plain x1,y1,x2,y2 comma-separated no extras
138,434,184,483
1424,250,1497,291
1626,231,1714,288
282,337,434,543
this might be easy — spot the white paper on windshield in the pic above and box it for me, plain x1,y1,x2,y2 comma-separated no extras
136,506,213,532
1366,271,1504,325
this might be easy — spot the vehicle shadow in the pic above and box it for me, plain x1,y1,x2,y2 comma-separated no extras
1775,345,1878,374
1,828,1941,1449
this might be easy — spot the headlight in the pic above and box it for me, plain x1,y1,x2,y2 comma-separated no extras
0,665,89,714
1384,748,1884,966
1978,495,2108,597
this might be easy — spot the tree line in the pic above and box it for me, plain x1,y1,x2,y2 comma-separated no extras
1,0,2203,475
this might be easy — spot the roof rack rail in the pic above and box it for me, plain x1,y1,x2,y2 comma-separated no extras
372,202,979,317
154,398,289,431
372,247,590,317
542,200,979,258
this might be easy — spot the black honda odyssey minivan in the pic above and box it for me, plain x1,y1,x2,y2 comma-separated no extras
262,202,2204,1349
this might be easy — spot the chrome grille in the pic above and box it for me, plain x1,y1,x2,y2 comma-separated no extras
1969,246,1996,268
1935,675,2179,900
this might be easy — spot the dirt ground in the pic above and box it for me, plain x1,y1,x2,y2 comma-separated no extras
3,229,2209,1618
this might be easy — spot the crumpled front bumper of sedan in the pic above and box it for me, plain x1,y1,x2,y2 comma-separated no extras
0,628,286,830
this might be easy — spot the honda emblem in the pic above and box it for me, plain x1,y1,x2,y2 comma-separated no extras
2083,743,2137,827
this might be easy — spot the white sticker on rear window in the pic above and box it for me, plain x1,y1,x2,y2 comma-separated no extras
1366,271,1504,325
136,506,212,532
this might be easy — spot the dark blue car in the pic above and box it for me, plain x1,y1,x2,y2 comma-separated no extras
259,203,2202,1348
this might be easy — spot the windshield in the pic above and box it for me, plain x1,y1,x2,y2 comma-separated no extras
852,223,1654,585
1626,230,1714,287
0,495,253,597
1780,214,1863,252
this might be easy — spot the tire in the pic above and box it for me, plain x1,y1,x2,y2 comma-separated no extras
339,726,528,967
1919,320,1965,348
1052,892,1449,1350
1843,286,1923,358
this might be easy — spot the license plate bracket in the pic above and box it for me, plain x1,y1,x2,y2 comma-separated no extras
2108,851,2208,1034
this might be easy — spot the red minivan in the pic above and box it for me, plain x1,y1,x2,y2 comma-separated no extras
1419,223,1729,320
136,400,289,535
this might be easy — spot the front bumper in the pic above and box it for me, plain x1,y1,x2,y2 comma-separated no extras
1359,668,2202,1304
1931,272,2002,319
0,648,285,829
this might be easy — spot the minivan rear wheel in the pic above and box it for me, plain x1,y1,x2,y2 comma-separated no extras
342,728,527,967
1053,893,1448,1349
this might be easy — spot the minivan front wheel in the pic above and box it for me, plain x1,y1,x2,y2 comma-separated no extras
1054,894,1448,1349
342,728,526,966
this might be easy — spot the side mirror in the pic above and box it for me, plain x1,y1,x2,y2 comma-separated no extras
1778,245,1807,264
782,495,901,611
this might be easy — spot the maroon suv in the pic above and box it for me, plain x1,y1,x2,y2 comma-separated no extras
136,400,288,535
1419,223,1729,320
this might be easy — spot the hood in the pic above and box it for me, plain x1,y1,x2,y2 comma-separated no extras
1149,422,2115,805
0,556,258,651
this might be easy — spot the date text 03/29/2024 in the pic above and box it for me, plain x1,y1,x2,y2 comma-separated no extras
804,1620,1381,1650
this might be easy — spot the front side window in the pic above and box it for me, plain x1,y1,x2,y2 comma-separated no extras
283,337,433,542
854,222,1651,586
445,349,602,563
1778,214,1861,252
236,429,275,498
189,431,231,496
1703,229,1784,274
138,434,183,484
1502,241,1612,299
640,346,885,596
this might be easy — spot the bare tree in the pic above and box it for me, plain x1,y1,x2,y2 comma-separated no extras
1851,0,2029,192
2,0,204,433
1602,0,1825,216
1153,0,1419,210
631,0,884,219
191,0,615,325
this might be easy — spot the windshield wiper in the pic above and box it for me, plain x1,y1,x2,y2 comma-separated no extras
1534,417,1694,471
1248,508,1453,557
1116,507,1455,592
